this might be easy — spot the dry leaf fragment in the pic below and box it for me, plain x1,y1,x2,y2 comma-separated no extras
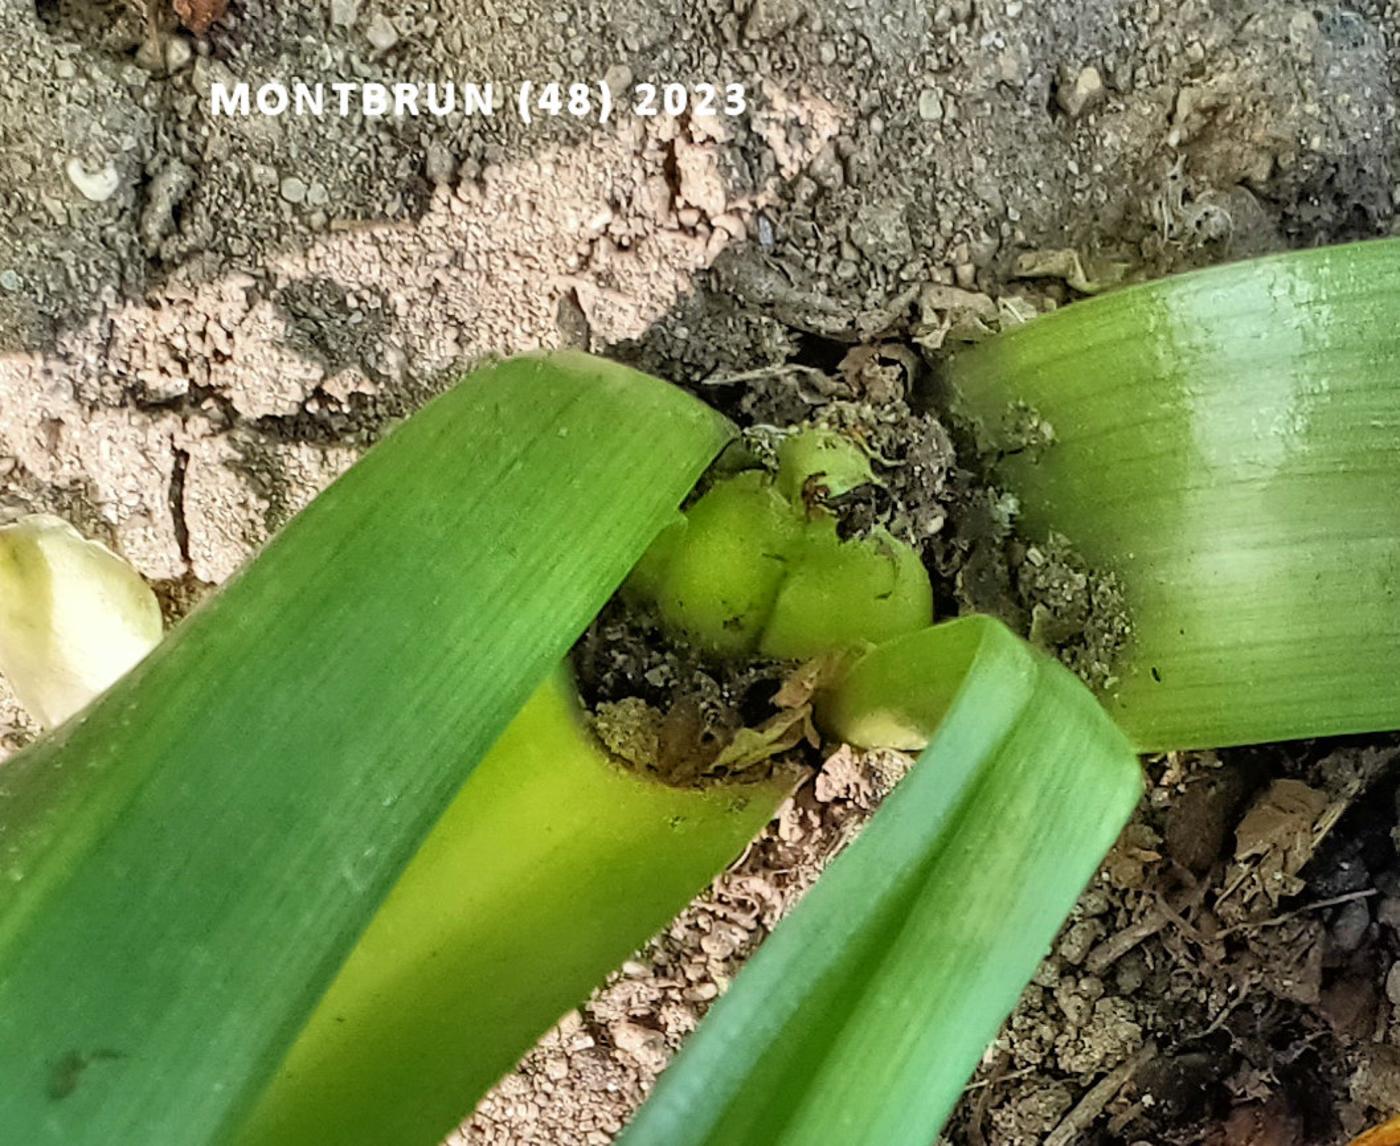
173,0,229,35
771,653,847,710
1220,1096,1304,1146
1013,248,1130,294
835,344,919,403
913,283,1000,349
710,705,816,772
1232,779,1330,903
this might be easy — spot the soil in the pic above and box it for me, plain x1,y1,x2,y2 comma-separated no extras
2,0,1399,1143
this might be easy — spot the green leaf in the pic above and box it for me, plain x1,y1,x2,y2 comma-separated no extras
620,615,1142,1146
236,669,788,1146
947,240,1400,751
0,352,732,1146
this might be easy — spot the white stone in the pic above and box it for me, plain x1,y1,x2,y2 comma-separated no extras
65,157,121,203
1057,66,1105,119
365,14,399,51
164,35,194,73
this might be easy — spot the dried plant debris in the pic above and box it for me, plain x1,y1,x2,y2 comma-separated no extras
573,599,815,789
914,284,1002,350
1228,779,1335,906
947,739,1400,1145
1016,532,1131,693
1012,248,1132,296
589,671,817,789
170,0,228,36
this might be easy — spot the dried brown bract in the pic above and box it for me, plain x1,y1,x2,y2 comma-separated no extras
172,0,229,35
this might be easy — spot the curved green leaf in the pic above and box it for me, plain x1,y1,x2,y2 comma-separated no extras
948,240,1400,750
621,615,1142,1146
236,669,788,1146
0,352,731,1146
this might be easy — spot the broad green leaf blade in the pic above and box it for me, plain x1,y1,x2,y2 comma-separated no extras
0,352,732,1146
236,669,788,1146
947,240,1400,751
620,616,1142,1146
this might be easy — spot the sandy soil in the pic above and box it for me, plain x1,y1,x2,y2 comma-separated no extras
2,1,1399,1142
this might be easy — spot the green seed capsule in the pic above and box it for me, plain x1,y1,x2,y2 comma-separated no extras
624,513,687,603
653,471,802,656
775,429,876,505
631,428,933,660
759,517,933,660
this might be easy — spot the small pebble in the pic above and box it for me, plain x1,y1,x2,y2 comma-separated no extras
918,88,944,122
1057,65,1106,119
139,160,195,249
0,270,21,293
1377,896,1400,931
330,0,358,27
602,64,633,100
1058,918,1104,965
164,35,193,73
1331,898,1371,952
610,1020,666,1070
365,13,399,50
279,176,308,204
743,0,799,41
143,374,190,403
1387,962,1400,1006
424,144,456,186
683,982,719,1003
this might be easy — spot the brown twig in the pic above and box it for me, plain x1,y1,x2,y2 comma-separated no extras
1085,881,1210,974
964,1052,1007,1146
1185,976,1255,1041
1044,1041,1158,1146
962,1064,1040,1093
1215,887,1377,940
1084,907,1168,974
